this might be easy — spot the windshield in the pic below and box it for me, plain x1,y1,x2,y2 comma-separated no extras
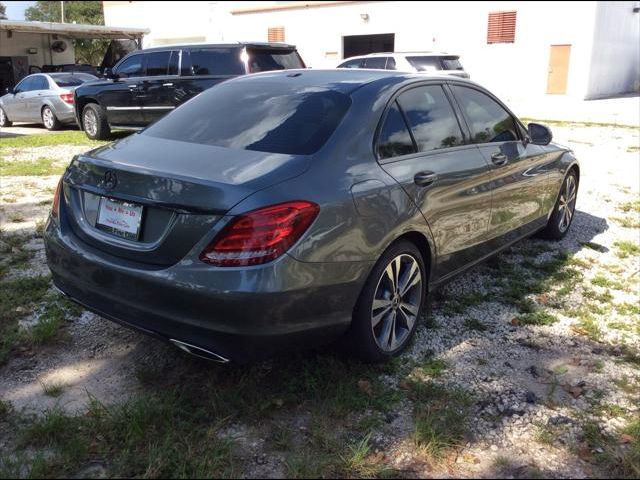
144,80,351,155
52,73,97,87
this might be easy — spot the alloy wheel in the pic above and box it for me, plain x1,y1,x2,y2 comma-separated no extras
0,109,5,126
557,174,577,233
84,110,97,137
43,107,54,129
371,253,422,352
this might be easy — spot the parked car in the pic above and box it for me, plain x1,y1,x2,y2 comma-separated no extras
0,73,98,130
45,70,579,364
74,42,306,140
337,52,469,78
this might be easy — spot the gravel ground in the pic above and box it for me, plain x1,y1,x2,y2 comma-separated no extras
0,123,638,478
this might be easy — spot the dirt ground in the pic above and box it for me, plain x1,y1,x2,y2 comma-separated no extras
0,123,638,478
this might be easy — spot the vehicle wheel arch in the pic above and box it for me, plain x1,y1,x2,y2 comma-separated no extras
386,229,435,285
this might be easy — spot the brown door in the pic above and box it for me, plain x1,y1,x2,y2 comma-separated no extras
547,45,571,94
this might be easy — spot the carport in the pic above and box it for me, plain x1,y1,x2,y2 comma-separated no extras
0,20,149,91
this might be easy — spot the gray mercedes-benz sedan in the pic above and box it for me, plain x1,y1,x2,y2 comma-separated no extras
0,73,97,130
44,70,579,363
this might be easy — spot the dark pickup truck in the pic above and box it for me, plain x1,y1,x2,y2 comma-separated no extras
74,42,306,139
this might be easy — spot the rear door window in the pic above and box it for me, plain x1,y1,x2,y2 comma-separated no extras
145,51,171,76
406,56,441,72
337,58,363,69
397,85,465,151
32,76,50,90
144,81,351,155
451,85,518,143
362,57,387,69
188,48,244,76
377,101,416,159
247,48,304,73
115,54,145,77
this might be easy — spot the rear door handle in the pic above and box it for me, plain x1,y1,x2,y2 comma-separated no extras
162,82,174,87
127,84,137,89
414,171,438,186
491,152,508,166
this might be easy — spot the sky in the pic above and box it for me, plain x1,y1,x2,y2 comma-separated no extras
3,1,36,20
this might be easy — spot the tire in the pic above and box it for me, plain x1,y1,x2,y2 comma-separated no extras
0,107,12,127
348,240,427,362
82,103,110,140
42,106,62,131
538,169,578,240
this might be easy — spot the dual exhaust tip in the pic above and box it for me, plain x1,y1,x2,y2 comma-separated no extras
169,339,230,364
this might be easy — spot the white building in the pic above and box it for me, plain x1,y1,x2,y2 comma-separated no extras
103,1,640,102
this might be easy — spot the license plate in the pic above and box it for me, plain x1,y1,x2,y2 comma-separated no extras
96,197,144,240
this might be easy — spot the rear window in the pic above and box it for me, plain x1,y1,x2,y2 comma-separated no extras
441,57,463,70
144,80,351,155
406,56,441,72
183,48,245,76
52,74,97,87
248,48,304,73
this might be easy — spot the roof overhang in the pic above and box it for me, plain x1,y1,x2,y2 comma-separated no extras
0,20,149,40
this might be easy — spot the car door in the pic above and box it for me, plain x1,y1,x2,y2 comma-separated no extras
377,83,494,279
99,53,146,126
25,75,50,121
448,84,550,243
138,50,179,124
4,76,31,120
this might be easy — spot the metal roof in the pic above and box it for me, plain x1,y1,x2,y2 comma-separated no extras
0,20,148,39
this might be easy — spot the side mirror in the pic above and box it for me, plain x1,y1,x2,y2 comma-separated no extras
527,122,552,146
103,67,118,79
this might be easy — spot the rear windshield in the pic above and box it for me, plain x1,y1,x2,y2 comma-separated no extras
52,73,97,87
144,80,351,155
441,57,463,70
406,56,441,72
183,48,245,76
247,48,305,73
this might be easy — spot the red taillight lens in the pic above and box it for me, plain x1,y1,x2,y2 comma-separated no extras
59,92,74,104
51,179,62,218
200,201,320,267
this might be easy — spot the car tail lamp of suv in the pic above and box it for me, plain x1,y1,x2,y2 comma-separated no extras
200,201,319,267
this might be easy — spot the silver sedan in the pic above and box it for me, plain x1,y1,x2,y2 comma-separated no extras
0,72,97,130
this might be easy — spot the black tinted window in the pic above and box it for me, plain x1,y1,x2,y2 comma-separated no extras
116,54,144,77
386,57,397,70
32,76,49,90
442,57,463,70
248,48,304,73
168,51,179,75
145,51,171,76
397,85,464,152
189,49,244,75
52,73,96,87
406,56,440,72
144,81,351,155
338,59,362,69
377,102,416,159
451,86,517,144
363,57,387,69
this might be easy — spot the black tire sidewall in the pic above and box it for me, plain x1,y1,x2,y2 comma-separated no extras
350,240,427,362
42,106,60,130
540,170,578,240
82,104,109,140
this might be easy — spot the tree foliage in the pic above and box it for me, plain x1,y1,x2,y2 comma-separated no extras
24,1,109,65
0,2,7,20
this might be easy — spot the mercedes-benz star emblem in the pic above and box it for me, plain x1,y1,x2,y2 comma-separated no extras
103,171,117,190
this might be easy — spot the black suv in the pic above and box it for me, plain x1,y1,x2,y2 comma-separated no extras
74,42,306,139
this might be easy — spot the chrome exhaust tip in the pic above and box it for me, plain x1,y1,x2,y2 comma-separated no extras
169,339,230,364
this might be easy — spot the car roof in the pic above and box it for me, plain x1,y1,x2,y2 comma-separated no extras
230,68,472,95
342,51,457,60
141,41,297,52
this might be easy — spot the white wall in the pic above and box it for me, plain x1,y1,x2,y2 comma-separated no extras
0,30,75,66
225,1,599,102
587,1,640,99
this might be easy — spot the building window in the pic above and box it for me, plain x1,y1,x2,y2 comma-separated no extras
487,11,517,44
268,27,285,43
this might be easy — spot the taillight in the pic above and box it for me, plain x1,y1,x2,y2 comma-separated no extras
200,201,319,267
59,92,74,104
51,179,62,218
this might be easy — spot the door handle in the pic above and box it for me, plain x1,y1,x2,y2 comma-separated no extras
491,152,508,166
162,83,174,87
414,171,438,186
127,84,137,89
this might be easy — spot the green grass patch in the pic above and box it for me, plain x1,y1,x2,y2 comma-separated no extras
419,358,447,377
612,216,640,229
615,241,640,259
618,199,640,214
41,381,66,398
464,317,487,331
0,130,106,148
517,310,558,326
0,157,67,177
592,274,625,290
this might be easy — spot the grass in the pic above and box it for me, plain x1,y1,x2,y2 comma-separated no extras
573,313,603,342
591,274,625,290
0,130,107,148
617,199,640,214
517,310,558,326
0,157,66,176
614,241,640,259
441,291,487,316
464,317,487,331
612,216,640,229
419,358,447,377
616,302,640,317
41,381,66,398
0,399,9,417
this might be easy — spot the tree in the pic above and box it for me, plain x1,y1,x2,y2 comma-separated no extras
0,2,7,20
24,1,109,65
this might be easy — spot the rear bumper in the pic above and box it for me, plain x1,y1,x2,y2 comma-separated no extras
44,216,373,362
